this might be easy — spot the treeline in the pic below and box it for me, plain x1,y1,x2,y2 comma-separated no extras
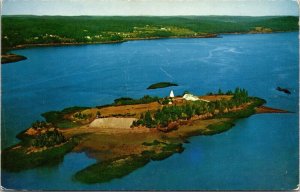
31,120,52,129
207,88,235,95
138,31,174,38
31,128,66,148
29,120,67,147
132,88,262,128
114,95,160,105
2,16,298,50
73,112,92,120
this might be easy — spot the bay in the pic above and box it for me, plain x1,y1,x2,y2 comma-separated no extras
1,32,298,190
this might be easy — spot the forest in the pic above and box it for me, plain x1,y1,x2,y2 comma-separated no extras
2,16,298,51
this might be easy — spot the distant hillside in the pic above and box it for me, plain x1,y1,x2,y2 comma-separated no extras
2,16,298,51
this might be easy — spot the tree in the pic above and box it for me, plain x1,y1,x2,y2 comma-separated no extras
181,112,188,120
218,88,223,95
226,90,233,95
96,111,101,118
144,111,154,128
110,35,123,41
209,103,216,114
185,105,194,119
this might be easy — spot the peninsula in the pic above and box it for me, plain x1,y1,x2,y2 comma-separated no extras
1,53,27,64
1,88,289,184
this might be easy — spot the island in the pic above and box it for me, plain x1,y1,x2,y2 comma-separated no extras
1,88,290,184
276,86,291,94
147,82,178,89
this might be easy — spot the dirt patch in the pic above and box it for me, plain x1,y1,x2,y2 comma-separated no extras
255,106,290,113
81,102,162,119
64,117,227,161
89,117,137,129
25,128,38,135
199,95,233,101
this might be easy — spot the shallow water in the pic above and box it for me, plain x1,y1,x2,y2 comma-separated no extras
1,32,299,190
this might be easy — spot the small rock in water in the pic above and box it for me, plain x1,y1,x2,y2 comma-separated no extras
276,87,291,94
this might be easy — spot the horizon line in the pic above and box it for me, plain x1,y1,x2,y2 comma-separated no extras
2,14,299,17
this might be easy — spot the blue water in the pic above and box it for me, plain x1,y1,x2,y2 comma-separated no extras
1,32,299,190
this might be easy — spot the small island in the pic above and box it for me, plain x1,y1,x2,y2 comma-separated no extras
1,88,289,183
147,82,178,89
1,53,27,64
276,86,291,94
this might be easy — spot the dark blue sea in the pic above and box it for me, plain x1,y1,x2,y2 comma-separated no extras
1,32,299,190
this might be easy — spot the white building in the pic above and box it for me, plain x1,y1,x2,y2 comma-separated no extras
183,93,199,101
182,93,210,102
169,90,175,98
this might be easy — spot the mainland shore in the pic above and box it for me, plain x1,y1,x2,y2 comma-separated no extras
1,31,284,64
2,15,298,64
1,34,218,64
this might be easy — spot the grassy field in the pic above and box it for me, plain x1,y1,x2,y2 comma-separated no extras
2,139,78,172
2,15,298,51
42,106,90,128
74,142,183,184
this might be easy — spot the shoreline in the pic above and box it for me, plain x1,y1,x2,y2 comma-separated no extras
219,30,298,36
5,33,219,51
72,104,289,184
255,106,291,114
1,53,27,64
2,91,291,184
1,34,217,64
2,30,297,64
6,30,298,51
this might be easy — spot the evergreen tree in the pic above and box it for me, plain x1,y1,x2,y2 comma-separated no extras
144,111,153,128
218,88,223,95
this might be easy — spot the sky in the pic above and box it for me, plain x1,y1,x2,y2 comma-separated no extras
1,0,299,16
